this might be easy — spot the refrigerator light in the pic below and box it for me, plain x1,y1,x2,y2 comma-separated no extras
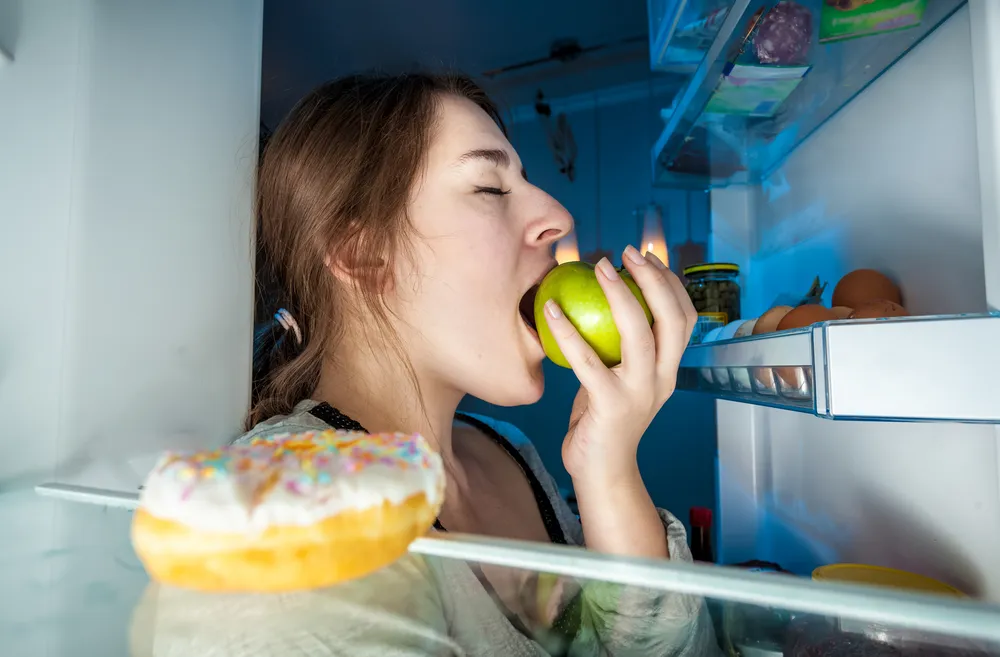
554,230,580,264
640,203,669,266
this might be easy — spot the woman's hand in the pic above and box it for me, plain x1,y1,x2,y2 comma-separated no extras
543,245,697,486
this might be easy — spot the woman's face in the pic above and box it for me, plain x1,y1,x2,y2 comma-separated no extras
391,94,573,406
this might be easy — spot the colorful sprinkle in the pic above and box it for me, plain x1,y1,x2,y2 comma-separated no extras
156,430,435,503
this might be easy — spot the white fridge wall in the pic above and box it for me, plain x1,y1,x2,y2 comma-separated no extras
0,1,263,653
748,5,985,319
712,5,1000,600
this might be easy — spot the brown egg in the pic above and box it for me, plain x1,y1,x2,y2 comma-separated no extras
776,305,838,331
832,269,902,308
771,305,834,394
750,306,792,395
849,299,910,319
830,306,854,319
733,318,758,338
752,306,794,335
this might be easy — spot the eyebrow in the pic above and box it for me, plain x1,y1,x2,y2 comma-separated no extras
456,148,510,168
455,148,528,180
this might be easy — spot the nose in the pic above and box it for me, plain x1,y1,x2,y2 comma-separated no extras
525,190,574,248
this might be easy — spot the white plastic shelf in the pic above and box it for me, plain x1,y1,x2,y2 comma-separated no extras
678,313,1000,422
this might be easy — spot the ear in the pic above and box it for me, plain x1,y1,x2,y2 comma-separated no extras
323,250,391,290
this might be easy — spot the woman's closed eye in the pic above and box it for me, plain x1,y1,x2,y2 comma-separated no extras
475,186,511,196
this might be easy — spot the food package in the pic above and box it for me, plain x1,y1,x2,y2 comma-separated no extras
753,1,814,65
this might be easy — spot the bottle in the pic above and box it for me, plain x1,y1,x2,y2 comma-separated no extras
682,263,741,345
690,507,724,651
689,506,714,563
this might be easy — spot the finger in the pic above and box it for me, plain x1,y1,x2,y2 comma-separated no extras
645,251,698,336
542,299,616,392
621,248,692,374
595,256,656,381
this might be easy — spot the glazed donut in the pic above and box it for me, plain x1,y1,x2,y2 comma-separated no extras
131,430,445,592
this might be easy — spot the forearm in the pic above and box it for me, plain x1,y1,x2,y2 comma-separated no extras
573,466,669,559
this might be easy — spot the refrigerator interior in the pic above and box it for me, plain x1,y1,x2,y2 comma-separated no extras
4,0,1000,654
709,3,1000,601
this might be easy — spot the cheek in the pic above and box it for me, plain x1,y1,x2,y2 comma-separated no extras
418,224,517,297
401,202,521,343
415,193,514,265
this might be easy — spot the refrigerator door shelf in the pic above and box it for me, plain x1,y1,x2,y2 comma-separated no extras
678,313,1000,422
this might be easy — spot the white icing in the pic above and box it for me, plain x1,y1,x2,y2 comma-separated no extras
138,431,445,534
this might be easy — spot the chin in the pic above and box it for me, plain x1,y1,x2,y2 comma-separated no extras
471,361,545,407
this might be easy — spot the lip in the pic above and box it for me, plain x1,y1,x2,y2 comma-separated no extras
518,260,557,343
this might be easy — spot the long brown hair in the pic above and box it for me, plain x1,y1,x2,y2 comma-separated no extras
247,73,505,430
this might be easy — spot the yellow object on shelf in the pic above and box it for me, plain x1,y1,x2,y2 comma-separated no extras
812,564,964,597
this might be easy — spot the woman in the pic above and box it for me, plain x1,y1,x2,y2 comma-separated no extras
239,73,713,656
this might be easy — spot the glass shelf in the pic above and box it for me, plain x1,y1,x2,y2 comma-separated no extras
650,0,967,187
648,0,736,71
7,489,1000,656
678,313,1000,422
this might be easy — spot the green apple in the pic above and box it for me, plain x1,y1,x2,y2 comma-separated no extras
533,261,653,369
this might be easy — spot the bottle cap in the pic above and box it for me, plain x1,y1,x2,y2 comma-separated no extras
689,506,713,528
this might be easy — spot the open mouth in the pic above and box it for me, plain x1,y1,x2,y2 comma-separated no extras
519,284,539,332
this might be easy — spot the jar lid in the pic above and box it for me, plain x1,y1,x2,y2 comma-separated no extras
682,262,740,276
812,564,965,597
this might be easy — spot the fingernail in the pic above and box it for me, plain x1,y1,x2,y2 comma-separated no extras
597,257,619,281
544,299,563,319
624,245,646,266
646,251,668,271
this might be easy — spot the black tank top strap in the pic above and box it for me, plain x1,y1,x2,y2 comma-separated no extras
306,402,367,432
307,402,567,545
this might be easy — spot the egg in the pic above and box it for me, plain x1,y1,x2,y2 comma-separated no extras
749,306,793,395
849,299,910,319
832,269,902,309
830,306,854,319
703,326,726,343
707,321,745,390
718,320,745,341
752,306,794,335
769,305,834,394
728,319,757,391
776,304,838,331
698,326,726,389
734,318,758,338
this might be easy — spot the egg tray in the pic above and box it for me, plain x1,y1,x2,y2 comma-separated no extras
695,365,812,400
677,364,815,411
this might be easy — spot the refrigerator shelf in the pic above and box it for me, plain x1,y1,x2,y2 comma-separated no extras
24,485,1000,646
650,0,967,188
678,313,1000,422
647,0,735,72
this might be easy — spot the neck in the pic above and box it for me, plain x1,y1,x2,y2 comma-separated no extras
312,332,463,462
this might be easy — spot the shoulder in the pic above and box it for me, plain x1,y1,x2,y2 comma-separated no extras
456,412,535,452
455,412,553,481
232,399,327,445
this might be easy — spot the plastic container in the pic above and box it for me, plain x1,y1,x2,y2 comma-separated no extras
811,564,964,597
806,564,977,653
721,562,799,657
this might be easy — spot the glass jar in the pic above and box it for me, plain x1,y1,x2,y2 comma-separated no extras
683,263,741,343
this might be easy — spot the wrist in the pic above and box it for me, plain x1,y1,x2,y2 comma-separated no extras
569,458,643,493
